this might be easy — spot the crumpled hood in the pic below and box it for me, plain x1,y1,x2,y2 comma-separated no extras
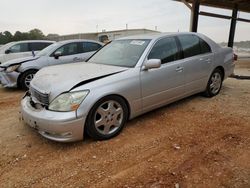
31,62,128,100
0,56,40,68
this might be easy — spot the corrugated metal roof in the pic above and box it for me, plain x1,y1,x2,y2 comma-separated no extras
175,0,250,13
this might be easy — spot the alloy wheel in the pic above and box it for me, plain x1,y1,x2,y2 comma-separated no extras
210,72,222,94
94,100,124,135
24,74,35,88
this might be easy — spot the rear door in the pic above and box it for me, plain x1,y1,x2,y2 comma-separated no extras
140,36,186,112
177,34,213,93
78,42,102,61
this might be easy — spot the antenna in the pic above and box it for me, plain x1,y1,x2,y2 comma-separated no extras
96,24,99,33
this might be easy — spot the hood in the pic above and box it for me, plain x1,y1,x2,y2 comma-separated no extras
0,48,6,55
0,56,40,68
31,62,128,100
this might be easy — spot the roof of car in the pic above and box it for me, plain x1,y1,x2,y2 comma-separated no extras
0,40,55,49
118,32,197,40
13,40,55,43
57,39,103,45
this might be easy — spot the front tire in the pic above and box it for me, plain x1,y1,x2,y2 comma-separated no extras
85,96,128,140
19,70,37,90
203,68,223,97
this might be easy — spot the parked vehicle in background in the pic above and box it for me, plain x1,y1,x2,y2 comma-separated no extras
0,39,103,89
0,40,54,64
21,32,235,142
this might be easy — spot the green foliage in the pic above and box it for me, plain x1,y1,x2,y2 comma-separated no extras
0,31,13,44
29,29,45,40
0,29,46,44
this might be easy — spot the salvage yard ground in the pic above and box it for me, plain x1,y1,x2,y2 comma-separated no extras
0,60,250,188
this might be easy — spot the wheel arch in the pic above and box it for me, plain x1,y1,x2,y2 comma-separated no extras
17,68,39,88
90,93,131,120
214,66,225,80
83,93,131,139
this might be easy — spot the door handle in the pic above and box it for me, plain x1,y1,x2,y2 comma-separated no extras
200,58,211,63
73,57,81,61
205,59,211,63
175,67,184,72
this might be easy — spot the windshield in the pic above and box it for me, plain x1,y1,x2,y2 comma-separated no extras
36,43,59,56
88,39,151,67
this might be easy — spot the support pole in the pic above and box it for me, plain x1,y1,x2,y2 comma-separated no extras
228,5,238,48
190,0,200,32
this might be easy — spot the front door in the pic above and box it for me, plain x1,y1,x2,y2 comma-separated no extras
140,37,186,112
5,43,30,62
50,42,83,66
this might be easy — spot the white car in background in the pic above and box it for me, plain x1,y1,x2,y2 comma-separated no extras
0,40,54,64
0,39,103,89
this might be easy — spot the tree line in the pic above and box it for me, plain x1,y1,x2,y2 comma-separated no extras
0,29,59,44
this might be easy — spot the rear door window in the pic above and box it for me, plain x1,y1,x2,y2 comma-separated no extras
30,42,52,51
178,35,201,58
81,42,102,53
148,37,180,64
178,35,212,58
200,39,211,54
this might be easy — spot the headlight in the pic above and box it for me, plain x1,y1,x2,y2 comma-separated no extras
48,90,89,112
6,64,20,73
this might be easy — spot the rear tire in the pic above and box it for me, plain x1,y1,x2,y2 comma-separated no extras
19,70,37,90
203,68,223,97
85,96,128,140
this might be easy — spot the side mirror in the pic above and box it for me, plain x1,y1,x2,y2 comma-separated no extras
5,49,11,54
54,51,62,59
144,59,161,70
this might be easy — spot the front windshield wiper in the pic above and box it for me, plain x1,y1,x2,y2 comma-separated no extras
89,61,132,68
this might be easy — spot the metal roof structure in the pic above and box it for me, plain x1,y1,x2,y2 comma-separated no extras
174,0,250,47
175,0,250,13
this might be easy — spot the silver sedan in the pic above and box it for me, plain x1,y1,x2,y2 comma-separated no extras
21,32,235,142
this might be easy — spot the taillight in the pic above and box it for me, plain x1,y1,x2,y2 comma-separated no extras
233,53,238,61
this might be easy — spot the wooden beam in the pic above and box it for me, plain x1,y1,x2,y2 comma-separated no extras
181,0,192,10
190,0,200,32
237,17,250,23
228,5,238,47
173,0,250,13
199,11,250,23
199,11,232,20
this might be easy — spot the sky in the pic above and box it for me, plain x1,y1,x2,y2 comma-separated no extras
0,0,249,42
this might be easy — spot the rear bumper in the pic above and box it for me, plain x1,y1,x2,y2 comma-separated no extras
225,62,235,78
0,71,19,88
21,96,86,142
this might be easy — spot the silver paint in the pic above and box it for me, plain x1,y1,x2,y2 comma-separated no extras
21,32,235,142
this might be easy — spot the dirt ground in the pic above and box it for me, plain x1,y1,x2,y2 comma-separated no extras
0,60,250,188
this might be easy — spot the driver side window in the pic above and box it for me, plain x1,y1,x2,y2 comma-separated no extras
9,43,29,53
148,37,180,64
54,43,78,56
